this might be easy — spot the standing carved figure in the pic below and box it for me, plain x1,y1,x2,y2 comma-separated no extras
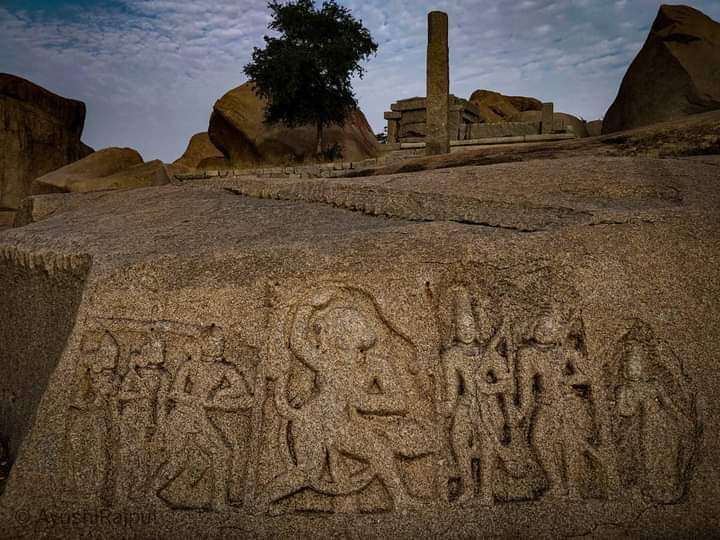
263,287,427,512
67,331,121,505
517,312,593,500
152,324,254,511
116,335,170,504
616,343,690,503
441,287,512,505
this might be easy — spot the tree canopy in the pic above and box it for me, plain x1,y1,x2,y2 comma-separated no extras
243,0,378,154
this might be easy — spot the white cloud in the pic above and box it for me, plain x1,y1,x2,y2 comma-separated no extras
1,0,719,161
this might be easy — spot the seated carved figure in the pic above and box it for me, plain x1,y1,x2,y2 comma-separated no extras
263,287,433,512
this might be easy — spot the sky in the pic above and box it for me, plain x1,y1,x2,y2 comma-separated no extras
1,0,719,162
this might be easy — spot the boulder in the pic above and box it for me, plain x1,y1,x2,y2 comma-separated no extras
34,149,168,194
469,89,542,123
208,82,380,166
603,5,720,134
0,155,717,537
0,73,93,214
33,147,144,193
173,132,224,170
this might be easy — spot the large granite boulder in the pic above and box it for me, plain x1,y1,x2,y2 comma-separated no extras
0,155,717,537
33,148,169,193
33,147,143,193
469,89,542,123
173,132,225,170
208,82,380,166
603,5,720,134
0,74,93,219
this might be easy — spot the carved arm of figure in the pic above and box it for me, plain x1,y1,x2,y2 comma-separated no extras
515,351,538,423
209,365,255,411
167,362,200,407
357,353,408,415
155,372,171,427
476,318,515,395
476,370,514,396
440,350,461,417
656,383,688,426
117,358,144,403
289,300,330,373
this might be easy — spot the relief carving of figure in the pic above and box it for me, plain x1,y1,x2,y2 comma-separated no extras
615,339,695,503
115,334,170,504
67,331,121,504
151,324,254,511
262,286,436,513
517,310,616,500
440,287,516,505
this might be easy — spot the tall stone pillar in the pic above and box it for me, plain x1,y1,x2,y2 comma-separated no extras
541,102,554,135
426,11,450,156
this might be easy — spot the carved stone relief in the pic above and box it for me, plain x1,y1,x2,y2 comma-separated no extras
259,285,437,514
66,318,258,511
63,281,701,515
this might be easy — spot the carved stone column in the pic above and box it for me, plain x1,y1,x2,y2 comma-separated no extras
425,11,450,156
384,111,401,144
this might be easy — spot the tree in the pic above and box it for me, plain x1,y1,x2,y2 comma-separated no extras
244,0,378,156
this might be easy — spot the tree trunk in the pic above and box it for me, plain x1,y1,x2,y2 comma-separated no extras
316,123,323,156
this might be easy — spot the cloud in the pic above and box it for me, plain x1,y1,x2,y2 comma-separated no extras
1,0,719,161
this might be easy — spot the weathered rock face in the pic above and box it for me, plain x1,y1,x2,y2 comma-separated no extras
0,155,718,537
0,74,93,215
33,147,144,193
469,89,542,123
603,5,720,134
208,82,380,166
33,149,169,194
173,132,225,170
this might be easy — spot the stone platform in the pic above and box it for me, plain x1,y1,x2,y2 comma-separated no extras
0,156,718,538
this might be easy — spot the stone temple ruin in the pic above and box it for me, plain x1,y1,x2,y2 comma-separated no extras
385,11,579,155
385,97,565,145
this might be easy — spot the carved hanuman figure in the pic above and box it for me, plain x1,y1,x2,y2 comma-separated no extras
263,289,423,512
152,324,253,511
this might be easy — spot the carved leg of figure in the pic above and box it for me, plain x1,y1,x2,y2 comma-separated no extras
260,468,312,515
533,406,567,498
151,434,191,507
198,425,233,512
563,437,584,501
450,406,474,504
477,434,495,506
335,425,423,511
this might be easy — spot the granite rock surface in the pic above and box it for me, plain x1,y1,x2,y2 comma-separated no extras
0,156,718,538
603,4,720,134
0,74,92,217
